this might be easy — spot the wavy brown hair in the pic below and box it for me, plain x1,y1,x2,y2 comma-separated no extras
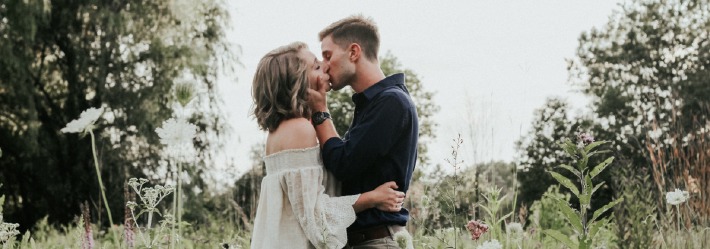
251,42,312,132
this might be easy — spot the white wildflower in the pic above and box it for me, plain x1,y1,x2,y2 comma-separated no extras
155,118,198,162
506,222,524,235
0,215,20,243
392,230,413,249
478,239,502,249
61,107,104,133
156,118,197,145
665,189,690,205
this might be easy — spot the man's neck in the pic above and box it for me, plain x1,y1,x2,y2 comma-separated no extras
351,63,386,93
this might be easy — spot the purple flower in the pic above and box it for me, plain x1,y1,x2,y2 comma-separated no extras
578,133,595,145
465,220,489,240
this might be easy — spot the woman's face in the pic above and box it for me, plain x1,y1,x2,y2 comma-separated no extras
298,48,329,90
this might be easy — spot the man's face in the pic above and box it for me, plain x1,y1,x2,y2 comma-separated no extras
321,35,355,91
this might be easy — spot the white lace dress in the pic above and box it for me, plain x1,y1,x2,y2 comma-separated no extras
250,146,360,249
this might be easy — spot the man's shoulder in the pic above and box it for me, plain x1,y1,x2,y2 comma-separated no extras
376,87,415,109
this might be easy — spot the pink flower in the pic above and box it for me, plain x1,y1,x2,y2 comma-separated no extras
465,220,489,240
578,133,595,145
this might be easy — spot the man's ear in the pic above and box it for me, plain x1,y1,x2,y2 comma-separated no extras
348,43,361,62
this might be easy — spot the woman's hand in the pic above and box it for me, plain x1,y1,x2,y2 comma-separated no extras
352,181,406,213
370,181,406,212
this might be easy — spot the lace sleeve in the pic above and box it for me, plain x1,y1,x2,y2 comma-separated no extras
281,167,360,249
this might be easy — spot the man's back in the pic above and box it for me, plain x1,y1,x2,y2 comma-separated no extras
320,73,418,230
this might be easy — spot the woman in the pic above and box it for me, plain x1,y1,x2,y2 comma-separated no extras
250,42,406,249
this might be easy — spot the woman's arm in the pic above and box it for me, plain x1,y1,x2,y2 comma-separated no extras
352,181,406,213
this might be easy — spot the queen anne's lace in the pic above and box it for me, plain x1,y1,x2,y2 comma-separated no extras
251,146,358,249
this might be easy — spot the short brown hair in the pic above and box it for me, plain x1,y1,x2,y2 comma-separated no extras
319,15,380,61
251,42,312,132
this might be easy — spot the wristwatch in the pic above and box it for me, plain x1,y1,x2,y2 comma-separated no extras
311,111,331,126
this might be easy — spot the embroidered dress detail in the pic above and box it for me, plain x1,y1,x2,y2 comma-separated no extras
251,146,359,249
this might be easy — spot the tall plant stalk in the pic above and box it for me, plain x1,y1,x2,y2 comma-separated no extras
89,130,120,247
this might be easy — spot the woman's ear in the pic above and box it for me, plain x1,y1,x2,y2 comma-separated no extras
349,43,361,62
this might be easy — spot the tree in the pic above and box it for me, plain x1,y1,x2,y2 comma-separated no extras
567,0,710,217
567,0,710,161
516,98,593,209
518,0,710,228
0,0,235,229
327,51,439,167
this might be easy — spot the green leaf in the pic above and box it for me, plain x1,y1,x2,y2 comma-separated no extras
577,155,589,171
554,198,583,233
584,141,608,153
497,212,514,224
590,156,615,178
579,175,593,205
591,181,605,196
592,197,624,222
543,229,578,249
589,218,610,239
479,205,494,219
579,193,591,206
562,140,578,157
549,171,580,196
587,150,611,158
557,164,581,177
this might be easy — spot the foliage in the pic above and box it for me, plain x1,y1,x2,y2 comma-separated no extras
516,98,603,210
543,136,622,249
0,0,236,229
611,162,657,249
570,0,710,226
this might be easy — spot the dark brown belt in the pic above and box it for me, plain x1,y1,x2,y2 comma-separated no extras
347,225,404,245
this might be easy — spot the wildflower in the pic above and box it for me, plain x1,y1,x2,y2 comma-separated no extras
506,222,524,236
577,132,595,145
155,118,198,162
61,107,104,134
156,118,197,145
174,80,198,108
665,189,690,205
686,175,700,194
478,239,502,249
80,202,94,249
392,230,413,249
0,215,20,243
465,220,489,240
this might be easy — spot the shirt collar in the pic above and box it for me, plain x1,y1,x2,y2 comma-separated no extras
352,73,405,103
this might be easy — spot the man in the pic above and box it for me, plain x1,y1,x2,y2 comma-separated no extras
307,15,419,249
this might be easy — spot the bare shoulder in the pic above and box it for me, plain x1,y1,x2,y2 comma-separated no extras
272,118,317,150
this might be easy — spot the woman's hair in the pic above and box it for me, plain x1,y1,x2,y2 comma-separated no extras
251,42,312,132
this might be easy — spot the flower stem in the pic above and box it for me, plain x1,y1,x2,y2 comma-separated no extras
177,161,183,246
89,130,119,247
171,161,177,249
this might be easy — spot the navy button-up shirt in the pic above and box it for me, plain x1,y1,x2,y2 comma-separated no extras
322,73,419,231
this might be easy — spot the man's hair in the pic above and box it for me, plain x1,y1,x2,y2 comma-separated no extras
319,15,380,61
251,42,311,132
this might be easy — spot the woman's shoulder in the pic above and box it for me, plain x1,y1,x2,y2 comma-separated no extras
268,118,317,152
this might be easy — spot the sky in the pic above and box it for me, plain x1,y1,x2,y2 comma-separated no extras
211,0,626,183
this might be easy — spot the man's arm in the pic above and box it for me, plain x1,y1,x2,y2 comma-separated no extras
307,75,339,148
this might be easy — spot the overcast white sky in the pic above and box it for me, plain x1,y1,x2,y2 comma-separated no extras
212,0,625,181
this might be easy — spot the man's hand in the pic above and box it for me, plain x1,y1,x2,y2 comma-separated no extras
307,75,331,112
